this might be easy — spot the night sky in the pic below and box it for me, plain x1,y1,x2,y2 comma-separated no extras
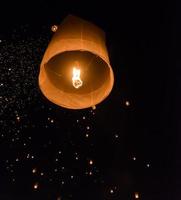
0,0,180,199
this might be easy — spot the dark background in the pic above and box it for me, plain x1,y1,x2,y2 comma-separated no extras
0,0,180,199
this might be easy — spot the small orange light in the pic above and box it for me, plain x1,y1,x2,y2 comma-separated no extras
32,168,37,173
125,100,130,106
33,183,39,190
51,25,58,32
89,160,93,165
135,192,139,199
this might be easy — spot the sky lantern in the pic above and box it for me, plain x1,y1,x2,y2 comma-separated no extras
39,15,114,109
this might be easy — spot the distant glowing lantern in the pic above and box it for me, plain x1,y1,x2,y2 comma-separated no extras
51,25,58,32
125,100,130,106
39,15,114,109
135,192,139,199
32,168,37,173
33,182,39,190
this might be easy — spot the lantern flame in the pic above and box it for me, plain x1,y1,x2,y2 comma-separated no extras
72,67,83,89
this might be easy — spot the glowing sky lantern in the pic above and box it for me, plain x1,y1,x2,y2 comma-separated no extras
39,15,114,109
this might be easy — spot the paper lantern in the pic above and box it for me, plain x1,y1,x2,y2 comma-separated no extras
39,15,114,109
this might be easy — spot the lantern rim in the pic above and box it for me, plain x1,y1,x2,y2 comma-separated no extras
39,49,114,109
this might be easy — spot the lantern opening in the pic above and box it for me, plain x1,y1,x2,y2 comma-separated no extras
44,51,110,95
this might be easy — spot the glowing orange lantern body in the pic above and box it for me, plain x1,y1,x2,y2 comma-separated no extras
39,15,114,109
